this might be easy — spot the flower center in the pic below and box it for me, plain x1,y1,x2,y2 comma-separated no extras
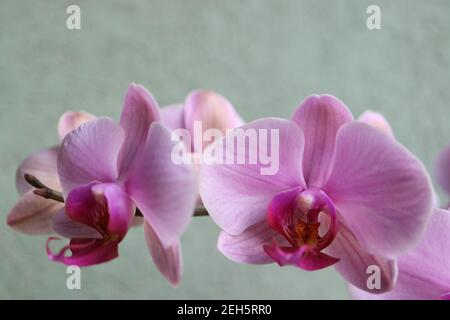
264,188,339,271
91,202,110,236
285,190,337,249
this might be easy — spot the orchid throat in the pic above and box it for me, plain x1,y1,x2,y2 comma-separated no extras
264,189,339,271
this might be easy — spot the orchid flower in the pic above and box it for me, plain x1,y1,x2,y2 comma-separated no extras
349,208,450,300
161,90,244,205
161,89,244,161
46,83,196,286
7,111,95,234
200,94,433,293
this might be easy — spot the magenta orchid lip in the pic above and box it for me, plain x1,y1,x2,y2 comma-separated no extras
6,83,449,299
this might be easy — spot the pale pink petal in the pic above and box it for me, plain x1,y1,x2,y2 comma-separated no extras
51,209,102,239
324,122,433,258
144,220,182,286
184,90,244,152
7,190,63,235
434,143,450,196
291,94,353,188
324,221,398,293
161,104,185,131
57,111,96,141
58,117,124,195
125,123,197,246
118,83,161,177
16,147,60,195
200,118,306,235
349,209,450,300
218,221,278,265
358,111,394,138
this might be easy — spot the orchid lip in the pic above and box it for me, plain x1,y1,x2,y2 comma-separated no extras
265,188,339,270
440,292,450,300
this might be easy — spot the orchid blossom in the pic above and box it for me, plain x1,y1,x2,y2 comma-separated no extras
200,94,433,293
46,83,196,286
161,89,244,162
7,111,95,234
349,208,450,300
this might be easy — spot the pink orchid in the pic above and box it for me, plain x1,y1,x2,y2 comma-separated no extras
161,90,244,204
7,111,95,234
46,83,196,286
200,94,433,293
161,89,244,154
349,208,450,300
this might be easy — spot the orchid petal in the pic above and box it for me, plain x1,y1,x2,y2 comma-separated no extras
58,111,96,141
200,118,306,235
349,209,450,299
144,220,182,286
184,90,244,152
16,147,60,195
118,83,161,177
161,104,185,131
291,95,353,188
218,221,279,265
126,123,196,247
358,111,394,138
325,221,398,293
7,190,63,235
65,183,134,240
324,122,433,258
58,117,124,195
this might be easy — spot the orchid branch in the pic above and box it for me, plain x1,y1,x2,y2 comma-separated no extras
24,174,65,202
24,173,209,217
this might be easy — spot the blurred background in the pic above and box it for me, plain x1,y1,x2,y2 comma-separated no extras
1,0,450,299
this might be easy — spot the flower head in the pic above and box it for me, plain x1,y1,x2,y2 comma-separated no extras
200,94,433,293
46,83,196,285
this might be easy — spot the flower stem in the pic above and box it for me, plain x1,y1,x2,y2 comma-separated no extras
24,173,209,217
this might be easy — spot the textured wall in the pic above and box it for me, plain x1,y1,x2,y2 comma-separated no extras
1,0,449,299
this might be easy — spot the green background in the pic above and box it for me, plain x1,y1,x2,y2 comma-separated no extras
1,0,449,299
